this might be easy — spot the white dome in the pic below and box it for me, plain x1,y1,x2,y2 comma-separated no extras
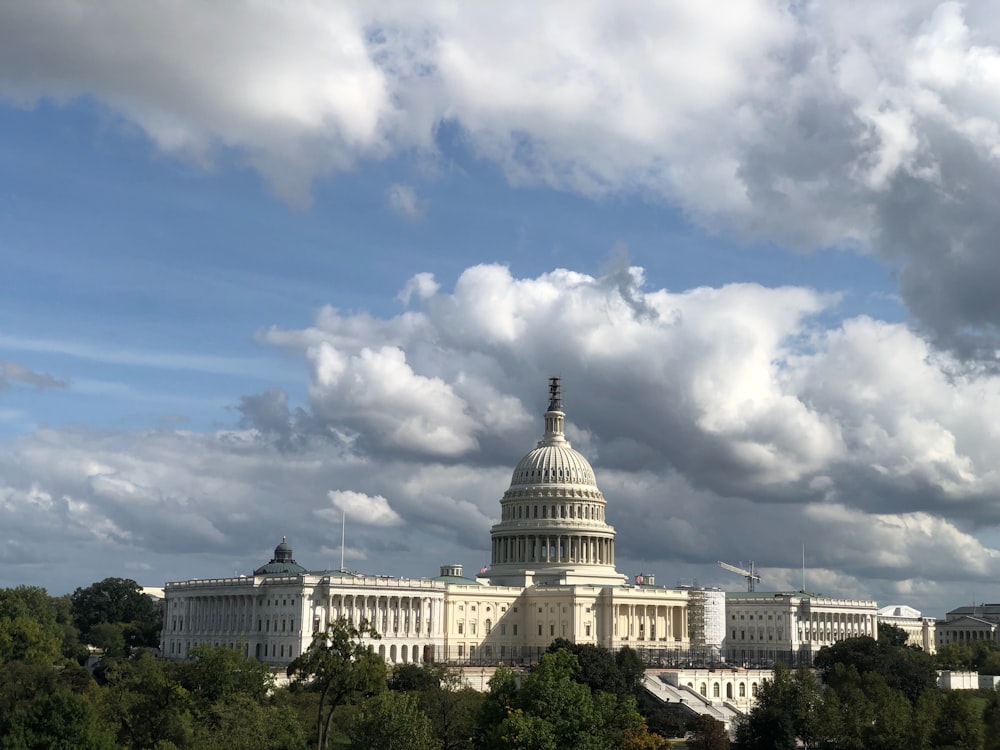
510,444,597,488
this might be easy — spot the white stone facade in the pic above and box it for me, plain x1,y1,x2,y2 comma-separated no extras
162,571,448,665
725,592,878,667
877,604,936,653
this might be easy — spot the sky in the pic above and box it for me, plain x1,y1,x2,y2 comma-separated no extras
1,1,1000,620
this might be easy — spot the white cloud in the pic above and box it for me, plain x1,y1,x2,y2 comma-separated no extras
386,183,425,220
323,489,402,527
4,2,1000,346
397,272,440,306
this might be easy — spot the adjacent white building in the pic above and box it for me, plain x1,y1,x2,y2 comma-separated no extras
724,591,878,667
162,379,691,666
877,604,936,653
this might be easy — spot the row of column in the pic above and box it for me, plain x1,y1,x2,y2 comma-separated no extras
331,594,443,638
179,593,262,635
615,603,685,642
492,534,613,566
800,612,875,642
502,501,605,522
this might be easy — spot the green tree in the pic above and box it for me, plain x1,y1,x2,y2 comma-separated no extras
877,622,910,648
179,644,273,710
87,622,126,658
287,618,387,750
983,689,1000,750
615,647,647,697
814,634,937,704
933,690,985,750
417,668,483,750
546,639,628,697
191,693,307,750
0,660,114,750
479,648,659,750
734,664,819,750
390,662,443,692
936,643,975,670
0,586,64,665
908,688,942,750
101,652,193,749
70,578,161,647
688,714,729,750
347,690,440,750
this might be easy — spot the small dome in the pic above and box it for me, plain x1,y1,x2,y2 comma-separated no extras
254,537,307,576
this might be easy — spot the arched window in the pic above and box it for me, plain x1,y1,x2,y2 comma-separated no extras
726,684,733,699
699,683,707,697
739,683,746,697
751,683,758,697
713,683,720,698
485,619,492,635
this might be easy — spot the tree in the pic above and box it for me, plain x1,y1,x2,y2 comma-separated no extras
615,647,646,697
0,660,114,750
936,643,975,670
0,586,64,665
546,639,626,697
70,578,161,647
814,634,937,704
983,689,1000,750
877,622,910,648
179,643,273,710
192,693,307,750
688,714,729,750
478,648,661,750
101,652,193,749
734,664,820,750
287,618,387,750
347,690,440,750
417,668,483,750
932,690,985,750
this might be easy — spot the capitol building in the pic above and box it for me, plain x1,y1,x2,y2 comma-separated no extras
161,379,693,665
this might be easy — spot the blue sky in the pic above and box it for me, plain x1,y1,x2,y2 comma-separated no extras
2,1,999,619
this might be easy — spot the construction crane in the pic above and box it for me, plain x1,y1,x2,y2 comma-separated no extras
719,560,761,592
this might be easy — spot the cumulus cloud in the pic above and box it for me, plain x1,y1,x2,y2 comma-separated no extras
3,264,1000,614
323,489,402,527
4,2,1000,349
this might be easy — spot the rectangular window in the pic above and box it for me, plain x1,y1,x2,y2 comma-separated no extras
550,625,554,636
471,622,477,635
513,625,518,636
458,622,464,634
538,624,543,636
585,623,591,636
501,624,506,635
